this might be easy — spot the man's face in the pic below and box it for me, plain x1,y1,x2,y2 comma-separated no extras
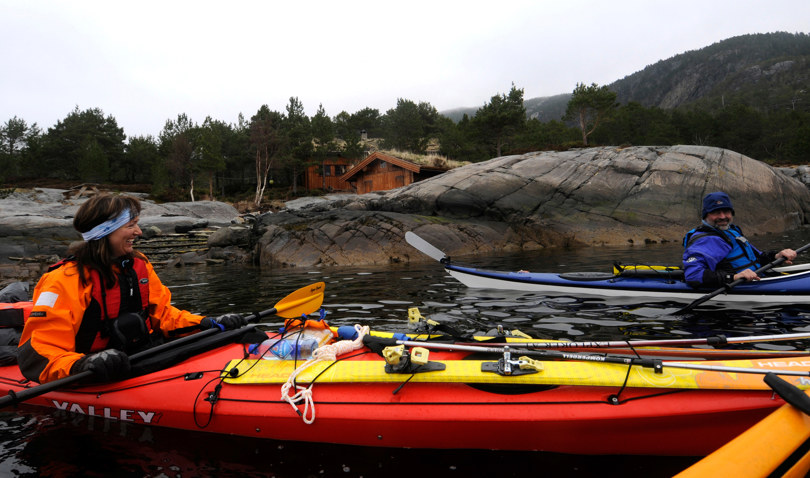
705,208,733,230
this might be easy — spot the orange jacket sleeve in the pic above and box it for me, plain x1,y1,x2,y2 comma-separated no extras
18,262,90,383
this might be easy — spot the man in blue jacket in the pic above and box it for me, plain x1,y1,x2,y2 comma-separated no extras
682,191,797,288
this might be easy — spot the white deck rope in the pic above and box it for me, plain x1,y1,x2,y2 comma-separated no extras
280,324,369,424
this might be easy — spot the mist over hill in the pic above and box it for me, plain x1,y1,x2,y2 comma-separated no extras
441,32,810,122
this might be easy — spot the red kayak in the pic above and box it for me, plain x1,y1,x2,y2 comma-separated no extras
0,329,807,456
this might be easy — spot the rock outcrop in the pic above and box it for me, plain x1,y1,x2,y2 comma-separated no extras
0,189,239,254
389,145,809,243
0,189,241,283
3,145,810,279
252,145,810,267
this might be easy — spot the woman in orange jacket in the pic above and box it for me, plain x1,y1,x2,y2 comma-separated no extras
18,193,245,384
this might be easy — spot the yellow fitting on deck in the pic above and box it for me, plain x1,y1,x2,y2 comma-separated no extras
382,345,405,365
407,307,439,327
510,329,532,339
407,307,424,325
411,347,429,366
518,356,544,372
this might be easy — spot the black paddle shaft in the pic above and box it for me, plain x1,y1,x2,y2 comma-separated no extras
0,323,264,409
0,281,325,409
677,242,810,314
0,306,284,409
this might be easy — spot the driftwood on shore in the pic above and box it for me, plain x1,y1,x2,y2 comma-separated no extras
136,230,214,262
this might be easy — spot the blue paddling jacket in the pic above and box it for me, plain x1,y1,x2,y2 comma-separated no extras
682,223,776,288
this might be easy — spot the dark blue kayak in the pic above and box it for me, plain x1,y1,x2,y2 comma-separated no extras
443,262,810,306
404,230,810,307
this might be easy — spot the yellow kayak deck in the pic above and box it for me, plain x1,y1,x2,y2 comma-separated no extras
224,355,810,391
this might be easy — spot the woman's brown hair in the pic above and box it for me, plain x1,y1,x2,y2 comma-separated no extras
71,194,144,287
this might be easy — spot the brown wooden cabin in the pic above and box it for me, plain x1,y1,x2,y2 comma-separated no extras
339,152,448,194
303,156,354,191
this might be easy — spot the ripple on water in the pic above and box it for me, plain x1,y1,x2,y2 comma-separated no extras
7,236,810,476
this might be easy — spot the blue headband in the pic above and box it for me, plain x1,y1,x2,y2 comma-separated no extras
80,209,132,241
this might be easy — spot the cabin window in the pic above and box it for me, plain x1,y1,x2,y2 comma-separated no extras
324,166,332,176
335,165,346,175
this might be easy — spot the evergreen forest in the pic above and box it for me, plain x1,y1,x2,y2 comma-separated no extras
1,32,809,204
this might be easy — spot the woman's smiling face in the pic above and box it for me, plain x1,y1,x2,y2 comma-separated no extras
107,215,142,257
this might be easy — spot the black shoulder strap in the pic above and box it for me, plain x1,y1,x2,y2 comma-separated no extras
685,225,732,248
47,255,76,273
0,309,25,328
75,301,104,353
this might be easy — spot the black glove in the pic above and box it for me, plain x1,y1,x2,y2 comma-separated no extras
71,349,131,382
199,313,247,331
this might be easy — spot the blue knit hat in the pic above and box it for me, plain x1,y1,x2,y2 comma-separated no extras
701,191,734,218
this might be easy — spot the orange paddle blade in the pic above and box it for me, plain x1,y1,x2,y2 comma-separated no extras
272,282,325,318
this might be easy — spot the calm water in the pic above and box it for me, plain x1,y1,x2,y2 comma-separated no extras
2,232,810,477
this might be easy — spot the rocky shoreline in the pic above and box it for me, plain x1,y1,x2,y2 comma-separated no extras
246,145,810,269
0,187,247,286
2,145,810,287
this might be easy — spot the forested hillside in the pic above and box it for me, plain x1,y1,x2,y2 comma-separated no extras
2,32,809,205
611,32,810,111
446,32,810,122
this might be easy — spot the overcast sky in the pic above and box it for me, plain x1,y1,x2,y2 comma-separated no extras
2,0,809,138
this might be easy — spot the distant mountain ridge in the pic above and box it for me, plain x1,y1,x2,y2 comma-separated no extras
441,32,810,123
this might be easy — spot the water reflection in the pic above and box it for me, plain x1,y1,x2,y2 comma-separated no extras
0,406,698,477
157,246,810,351
3,234,810,476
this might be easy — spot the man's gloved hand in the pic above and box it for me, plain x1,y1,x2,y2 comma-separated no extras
199,313,247,331
71,349,131,382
